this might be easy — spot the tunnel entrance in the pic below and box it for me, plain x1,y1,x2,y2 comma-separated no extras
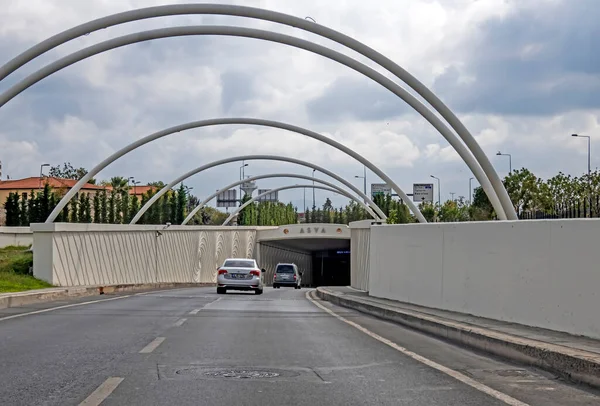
257,237,350,288
312,249,350,287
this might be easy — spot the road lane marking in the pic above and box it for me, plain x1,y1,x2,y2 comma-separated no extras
174,318,187,327
79,377,124,406
139,337,165,354
305,291,530,406
0,295,134,322
189,297,222,314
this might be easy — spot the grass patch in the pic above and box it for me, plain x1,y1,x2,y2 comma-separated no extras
0,245,53,293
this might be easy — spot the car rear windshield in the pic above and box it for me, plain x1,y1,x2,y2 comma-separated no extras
223,260,255,268
276,265,294,273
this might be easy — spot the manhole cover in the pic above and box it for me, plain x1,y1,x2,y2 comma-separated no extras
204,370,280,379
174,367,296,379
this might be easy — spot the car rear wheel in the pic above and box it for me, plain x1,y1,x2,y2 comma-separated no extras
217,287,226,294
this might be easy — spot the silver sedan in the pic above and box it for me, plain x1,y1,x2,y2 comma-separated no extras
216,258,265,295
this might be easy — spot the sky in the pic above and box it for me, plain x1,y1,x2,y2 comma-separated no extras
0,0,599,212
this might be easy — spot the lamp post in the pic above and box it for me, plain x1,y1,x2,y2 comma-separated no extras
496,151,512,174
354,165,367,203
132,180,141,196
312,169,316,208
239,162,248,199
572,133,591,214
450,192,455,201
39,163,49,190
469,177,474,205
430,175,441,206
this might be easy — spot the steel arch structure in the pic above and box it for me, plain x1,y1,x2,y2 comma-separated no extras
223,184,360,226
130,155,386,224
178,173,379,225
0,26,509,220
183,164,387,225
0,3,516,219
47,122,411,224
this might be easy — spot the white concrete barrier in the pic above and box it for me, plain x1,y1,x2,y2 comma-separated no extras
0,227,33,248
368,220,600,339
31,223,269,286
349,220,374,291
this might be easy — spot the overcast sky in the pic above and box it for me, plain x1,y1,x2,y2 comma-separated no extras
0,0,598,211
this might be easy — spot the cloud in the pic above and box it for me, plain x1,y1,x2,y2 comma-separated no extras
0,0,598,209
432,0,600,116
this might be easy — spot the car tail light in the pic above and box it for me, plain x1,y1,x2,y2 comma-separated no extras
250,270,260,277
293,274,297,280
218,269,227,275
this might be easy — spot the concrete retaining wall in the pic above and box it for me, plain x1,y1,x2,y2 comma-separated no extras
0,227,33,248
31,223,267,286
349,220,372,291
368,219,600,339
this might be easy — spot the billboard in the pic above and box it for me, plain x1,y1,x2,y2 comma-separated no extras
257,189,279,202
216,189,237,207
412,183,434,202
371,183,391,198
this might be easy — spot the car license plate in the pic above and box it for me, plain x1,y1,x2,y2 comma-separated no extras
233,274,245,279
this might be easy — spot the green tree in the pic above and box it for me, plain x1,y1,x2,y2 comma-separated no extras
19,192,29,226
120,190,129,224
98,189,108,223
69,194,79,223
49,162,95,183
128,195,140,223
4,193,19,226
108,191,116,223
176,184,187,224
93,192,101,223
169,190,178,223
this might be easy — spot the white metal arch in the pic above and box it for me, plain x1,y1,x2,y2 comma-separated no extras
0,26,509,220
182,161,388,225
178,173,379,226
47,123,417,224
223,184,364,226
0,3,515,219
130,154,388,224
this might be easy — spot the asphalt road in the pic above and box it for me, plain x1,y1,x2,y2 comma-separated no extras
0,287,598,405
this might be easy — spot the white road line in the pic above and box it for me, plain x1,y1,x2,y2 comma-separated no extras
305,291,530,406
189,297,222,314
0,295,134,322
139,337,165,354
79,377,124,406
174,318,187,327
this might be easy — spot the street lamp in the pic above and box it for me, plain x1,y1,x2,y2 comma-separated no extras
354,165,367,203
496,151,512,174
239,163,248,199
39,163,49,190
469,177,474,205
132,180,141,196
571,133,591,180
312,169,316,208
572,133,592,213
430,175,441,206
450,192,455,201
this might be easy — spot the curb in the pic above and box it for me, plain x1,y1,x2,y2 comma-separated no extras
0,282,213,309
316,287,600,389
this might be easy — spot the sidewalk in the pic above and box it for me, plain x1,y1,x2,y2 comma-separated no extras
316,286,600,389
0,282,212,309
